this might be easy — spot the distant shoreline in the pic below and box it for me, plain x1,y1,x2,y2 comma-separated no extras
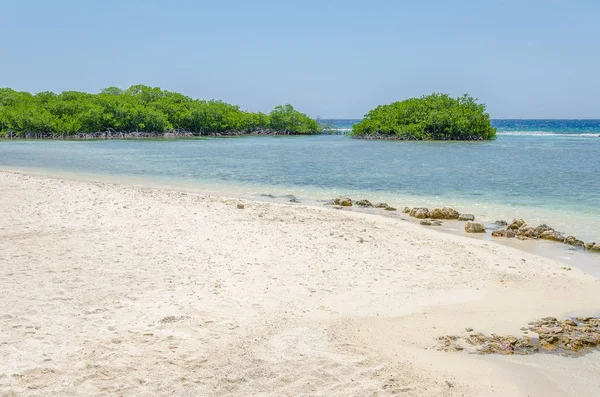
0,130,339,140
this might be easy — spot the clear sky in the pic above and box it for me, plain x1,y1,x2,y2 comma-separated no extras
1,0,598,119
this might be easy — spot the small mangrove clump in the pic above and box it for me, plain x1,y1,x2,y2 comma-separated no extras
351,93,497,141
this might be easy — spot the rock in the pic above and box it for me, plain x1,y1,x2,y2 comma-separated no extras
402,207,411,213
493,229,515,238
428,207,460,220
534,224,554,236
465,222,486,233
288,195,300,203
564,319,578,327
420,220,442,226
410,207,430,219
495,220,508,226
333,197,353,207
236,203,245,209
564,236,585,247
540,230,565,242
374,202,390,208
508,218,525,230
517,225,538,238
383,206,397,211
355,199,373,207
589,243,600,253
458,213,475,221
584,242,595,251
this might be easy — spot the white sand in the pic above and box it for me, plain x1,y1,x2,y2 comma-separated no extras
1,169,599,397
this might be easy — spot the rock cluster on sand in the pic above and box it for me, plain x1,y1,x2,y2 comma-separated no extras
328,198,397,211
439,316,600,355
406,207,474,222
491,218,597,252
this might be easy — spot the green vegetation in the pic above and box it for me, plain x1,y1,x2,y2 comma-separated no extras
351,94,496,140
0,85,321,137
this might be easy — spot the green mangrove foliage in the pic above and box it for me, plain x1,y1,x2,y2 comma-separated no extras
0,85,321,137
351,94,496,140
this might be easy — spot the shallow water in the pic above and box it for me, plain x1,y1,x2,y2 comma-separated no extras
1,123,599,255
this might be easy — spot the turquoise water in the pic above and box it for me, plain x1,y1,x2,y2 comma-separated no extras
0,121,599,244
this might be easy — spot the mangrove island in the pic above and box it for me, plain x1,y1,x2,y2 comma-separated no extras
0,85,321,138
351,93,497,140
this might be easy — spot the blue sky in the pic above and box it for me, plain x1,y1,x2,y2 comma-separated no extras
1,0,598,118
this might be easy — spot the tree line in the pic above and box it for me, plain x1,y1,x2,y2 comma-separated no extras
0,85,322,137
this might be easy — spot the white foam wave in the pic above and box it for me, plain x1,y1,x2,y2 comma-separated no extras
497,131,600,137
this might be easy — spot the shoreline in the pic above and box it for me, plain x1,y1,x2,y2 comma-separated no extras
1,167,597,275
2,169,600,396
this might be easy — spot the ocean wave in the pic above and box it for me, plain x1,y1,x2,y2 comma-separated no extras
497,131,600,137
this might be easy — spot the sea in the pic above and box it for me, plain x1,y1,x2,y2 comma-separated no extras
1,119,599,268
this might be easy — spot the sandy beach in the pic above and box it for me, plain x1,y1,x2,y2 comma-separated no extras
1,169,599,397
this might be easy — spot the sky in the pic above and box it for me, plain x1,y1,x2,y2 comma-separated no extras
1,0,599,119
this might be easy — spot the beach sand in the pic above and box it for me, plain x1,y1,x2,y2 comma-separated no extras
1,169,599,396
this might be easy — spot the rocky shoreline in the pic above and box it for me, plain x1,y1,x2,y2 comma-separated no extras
326,198,600,254
439,316,600,356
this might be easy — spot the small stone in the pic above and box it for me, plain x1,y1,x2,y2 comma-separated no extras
465,222,486,233
465,328,474,332
507,218,525,230
236,203,245,209
410,207,430,219
495,220,508,226
540,230,565,242
333,197,353,206
384,206,397,211
402,207,411,213
564,236,584,247
355,199,373,207
458,213,475,221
